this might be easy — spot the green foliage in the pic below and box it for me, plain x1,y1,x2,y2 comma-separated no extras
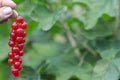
29,5,67,30
92,59,120,80
74,0,116,29
0,0,119,80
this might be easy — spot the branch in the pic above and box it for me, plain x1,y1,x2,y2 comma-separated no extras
115,0,120,38
59,21,82,61
73,34,98,59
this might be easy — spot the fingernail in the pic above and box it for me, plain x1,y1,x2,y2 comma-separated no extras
3,7,12,15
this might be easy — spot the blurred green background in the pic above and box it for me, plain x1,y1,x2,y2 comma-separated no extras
0,0,120,80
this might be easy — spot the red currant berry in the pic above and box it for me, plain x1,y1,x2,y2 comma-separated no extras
19,50,24,56
14,62,21,68
18,66,22,71
8,52,14,58
10,32,16,39
22,31,26,37
16,16,24,24
10,32,16,41
8,40,15,47
18,43,24,50
11,67,19,73
16,37,23,44
16,28,24,37
14,55,20,61
19,58,22,64
20,22,27,29
10,38,16,42
22,38,26,43
12,30,17,34
11,22,18,30
12,46,19,53
8,59,14,65
11,68,20,77
12,71,20,77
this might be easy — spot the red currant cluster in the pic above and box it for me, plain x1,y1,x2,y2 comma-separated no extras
8,16,27,77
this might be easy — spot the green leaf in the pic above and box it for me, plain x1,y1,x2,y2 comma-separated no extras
81,22,113,40
18,66,41,80
26,20,39,34
113,58,120,73
0,38,10,61
74,0,116,29
56,63,93,80
92,59,119,80
42,53,92,80
0,63,8,80
23,42,60,68
29,4,67,31
96,39,120,59
0,22,11,61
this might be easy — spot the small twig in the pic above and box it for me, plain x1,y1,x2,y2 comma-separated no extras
59,21,82,61
115,0,120,38
73,34,98,59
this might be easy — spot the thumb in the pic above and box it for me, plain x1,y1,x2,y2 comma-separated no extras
0,7,13,22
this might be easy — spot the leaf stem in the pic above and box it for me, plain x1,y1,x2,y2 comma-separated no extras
73,34,98,59
59,22,82,61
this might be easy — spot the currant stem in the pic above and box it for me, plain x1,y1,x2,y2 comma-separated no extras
59,21,82,61
13,10,19,17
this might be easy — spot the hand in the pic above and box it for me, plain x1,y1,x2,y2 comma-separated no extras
0,0,17,22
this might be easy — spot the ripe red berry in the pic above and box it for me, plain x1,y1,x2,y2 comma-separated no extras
22,31,26,37
10,32,17,41
8,59,14,65
14,55,20,61
8,52,14,58
12,22,18,30
12,47,19,53
12,30,17,34
11,67,19,73
19,58,22,64
16,37,23,44
19,50,24,56
18,43,24,50
18,66,22,71
11,68,20,77
20,22,27,29
16,28,24,37
12,71,20,77
22,38,26,43
16,16,24,24
10,32,16,39
8,40,15,47
14,62,21,68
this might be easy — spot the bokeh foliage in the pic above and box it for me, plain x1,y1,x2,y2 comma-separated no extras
0,0,119,80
